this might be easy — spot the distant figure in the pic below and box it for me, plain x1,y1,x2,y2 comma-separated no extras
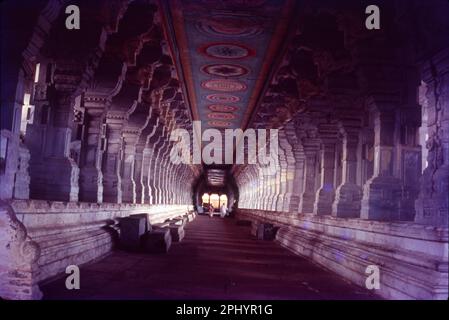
220,203,227,218
209,204,214,218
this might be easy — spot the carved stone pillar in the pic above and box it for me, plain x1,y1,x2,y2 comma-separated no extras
150,126,168,204
299,143,320,213
285,124,304,212
361,103,402,220
415,49,449,227
277,132,290,211
313,134,337,215
133,145,144,204
27,90,80,202
14,146,31,200
121,132,137,203
139,148,151,203
102,117,123,203
396,107,422,221
0,130,30,200
332,125,363,217
78,95,106,203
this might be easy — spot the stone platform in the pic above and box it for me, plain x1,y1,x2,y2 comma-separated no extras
40,216,376,300
236,209,448,300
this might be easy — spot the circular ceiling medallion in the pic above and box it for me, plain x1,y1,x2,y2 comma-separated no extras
201,0,266,7
202,79,247,92
201,64,249,78
196,15,263,38
206,94,240,103
226,0,266,7
199,43,255,59
208,120,232,127
207,112,237,120
207,104,238,112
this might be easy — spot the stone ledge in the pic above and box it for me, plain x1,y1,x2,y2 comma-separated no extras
238,209,448,256
236,209,449,300
8,199,189,214
2,200,191,299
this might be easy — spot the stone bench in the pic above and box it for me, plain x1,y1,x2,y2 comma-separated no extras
236,219,252,226
141,228,172,253
168,224,185,242
172,216,188,226
187,211,196,222
119,215,173,252
256,222,278,241
152,217,186,242
119,215,148,250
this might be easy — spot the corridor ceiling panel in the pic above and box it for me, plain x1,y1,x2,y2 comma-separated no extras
163,0,295,131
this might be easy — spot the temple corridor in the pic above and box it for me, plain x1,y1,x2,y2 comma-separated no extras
41,216,375,300
1,0,448,301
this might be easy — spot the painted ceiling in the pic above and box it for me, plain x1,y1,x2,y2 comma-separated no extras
163,0,294,132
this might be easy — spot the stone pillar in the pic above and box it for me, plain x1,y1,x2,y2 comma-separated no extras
121,132,137,203
13,145,31,200
358,126,375,186
154,134,168,204
78,96,106,203
275,152,285,211
361,103,402,220
134,145,145,204
142,148,153,203
0,130,30,200
102,117,123,203
396,107,422,221
146,146,156,204
277,133,289,211
26,92,80,202
285,124,305,212
260,167,268,210
150,126,168,204
299,144,320,213
313,134,337,215
415,49,449,227
284,157,295,212
160,138,173,204
332,125,363,217
160,158,169,204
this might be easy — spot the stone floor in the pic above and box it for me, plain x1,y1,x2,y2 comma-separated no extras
41,216,379,300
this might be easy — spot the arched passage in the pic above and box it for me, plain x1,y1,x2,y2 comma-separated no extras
0,0,448,301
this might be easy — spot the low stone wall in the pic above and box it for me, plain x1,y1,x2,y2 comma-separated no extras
0,199,192,300
236,209,448,300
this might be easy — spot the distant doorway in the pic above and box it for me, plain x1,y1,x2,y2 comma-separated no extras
201,193,210,206
209,193,220,209
201,193,228,214
219,194,228,208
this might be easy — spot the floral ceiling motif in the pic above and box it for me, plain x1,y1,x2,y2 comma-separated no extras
165,0,293,129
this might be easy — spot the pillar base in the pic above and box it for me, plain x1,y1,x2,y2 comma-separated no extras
102,174,122,203
299,192,315,213
0,201,42,300
79,167,103,203
361,176,402,221
29,158,79,202
415,165,449,227
121,180,136,204
313,188,334,215
332,183,362,218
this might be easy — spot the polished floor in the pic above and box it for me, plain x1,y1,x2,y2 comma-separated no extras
41,215,378,300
